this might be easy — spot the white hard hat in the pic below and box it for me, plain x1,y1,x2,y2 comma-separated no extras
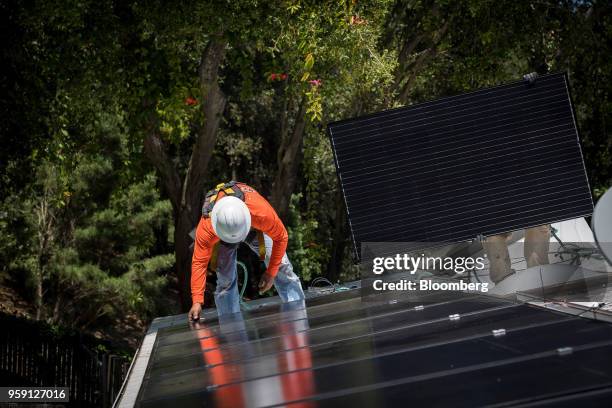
210,196,251,243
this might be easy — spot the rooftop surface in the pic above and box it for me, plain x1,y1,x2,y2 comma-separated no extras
116,283,612,407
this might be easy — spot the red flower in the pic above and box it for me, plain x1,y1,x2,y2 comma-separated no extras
184,97,198,106
350,15,368,25
308,79,322,87
270,73,287,81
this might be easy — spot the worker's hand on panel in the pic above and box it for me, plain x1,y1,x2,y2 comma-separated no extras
188,302,202,321
258,273,274,294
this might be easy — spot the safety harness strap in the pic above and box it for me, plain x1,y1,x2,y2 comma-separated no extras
209,242,220,272
257,231,266,261
202,181,245,218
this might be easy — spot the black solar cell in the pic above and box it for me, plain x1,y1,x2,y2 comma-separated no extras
131,290,612,408
327,73,593,259
302,344,612,408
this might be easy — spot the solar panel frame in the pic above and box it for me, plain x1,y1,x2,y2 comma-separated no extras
327,72,594,260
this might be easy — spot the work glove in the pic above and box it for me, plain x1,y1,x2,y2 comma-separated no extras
258,273,274,294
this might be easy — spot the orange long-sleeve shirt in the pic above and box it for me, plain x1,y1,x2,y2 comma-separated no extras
191,183,288,305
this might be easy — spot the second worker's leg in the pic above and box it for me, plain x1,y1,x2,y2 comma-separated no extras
214,242,241,315
524,225,550,268
483,233,514,284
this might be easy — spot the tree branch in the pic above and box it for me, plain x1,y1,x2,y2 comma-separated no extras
181,37,228,218
281,100,307,168
398,48,435,103
396,21,448,104
394,34,424,87
143,129,182,212
271,99,307,220
278,87,290,165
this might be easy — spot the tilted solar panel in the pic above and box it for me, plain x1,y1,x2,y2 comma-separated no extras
327,72,593,258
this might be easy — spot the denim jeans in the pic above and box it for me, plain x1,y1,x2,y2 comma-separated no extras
214,232,305,315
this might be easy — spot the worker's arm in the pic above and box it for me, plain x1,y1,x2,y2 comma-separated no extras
248,193,288,279
190,217,217,305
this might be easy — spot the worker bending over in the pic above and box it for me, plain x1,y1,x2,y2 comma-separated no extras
189,181,305,320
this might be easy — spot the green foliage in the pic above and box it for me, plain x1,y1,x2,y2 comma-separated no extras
286,193,327,281
75,175,172,275
1,133,173,327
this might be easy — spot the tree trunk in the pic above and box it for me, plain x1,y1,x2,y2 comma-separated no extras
270,100,307,221
143,37,227,310
35,188,54,321
174,210,200,310
35,268,43,320
52,292,62,323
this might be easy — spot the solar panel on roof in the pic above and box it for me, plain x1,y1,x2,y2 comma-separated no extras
117,288,612,408
327,72,593,258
